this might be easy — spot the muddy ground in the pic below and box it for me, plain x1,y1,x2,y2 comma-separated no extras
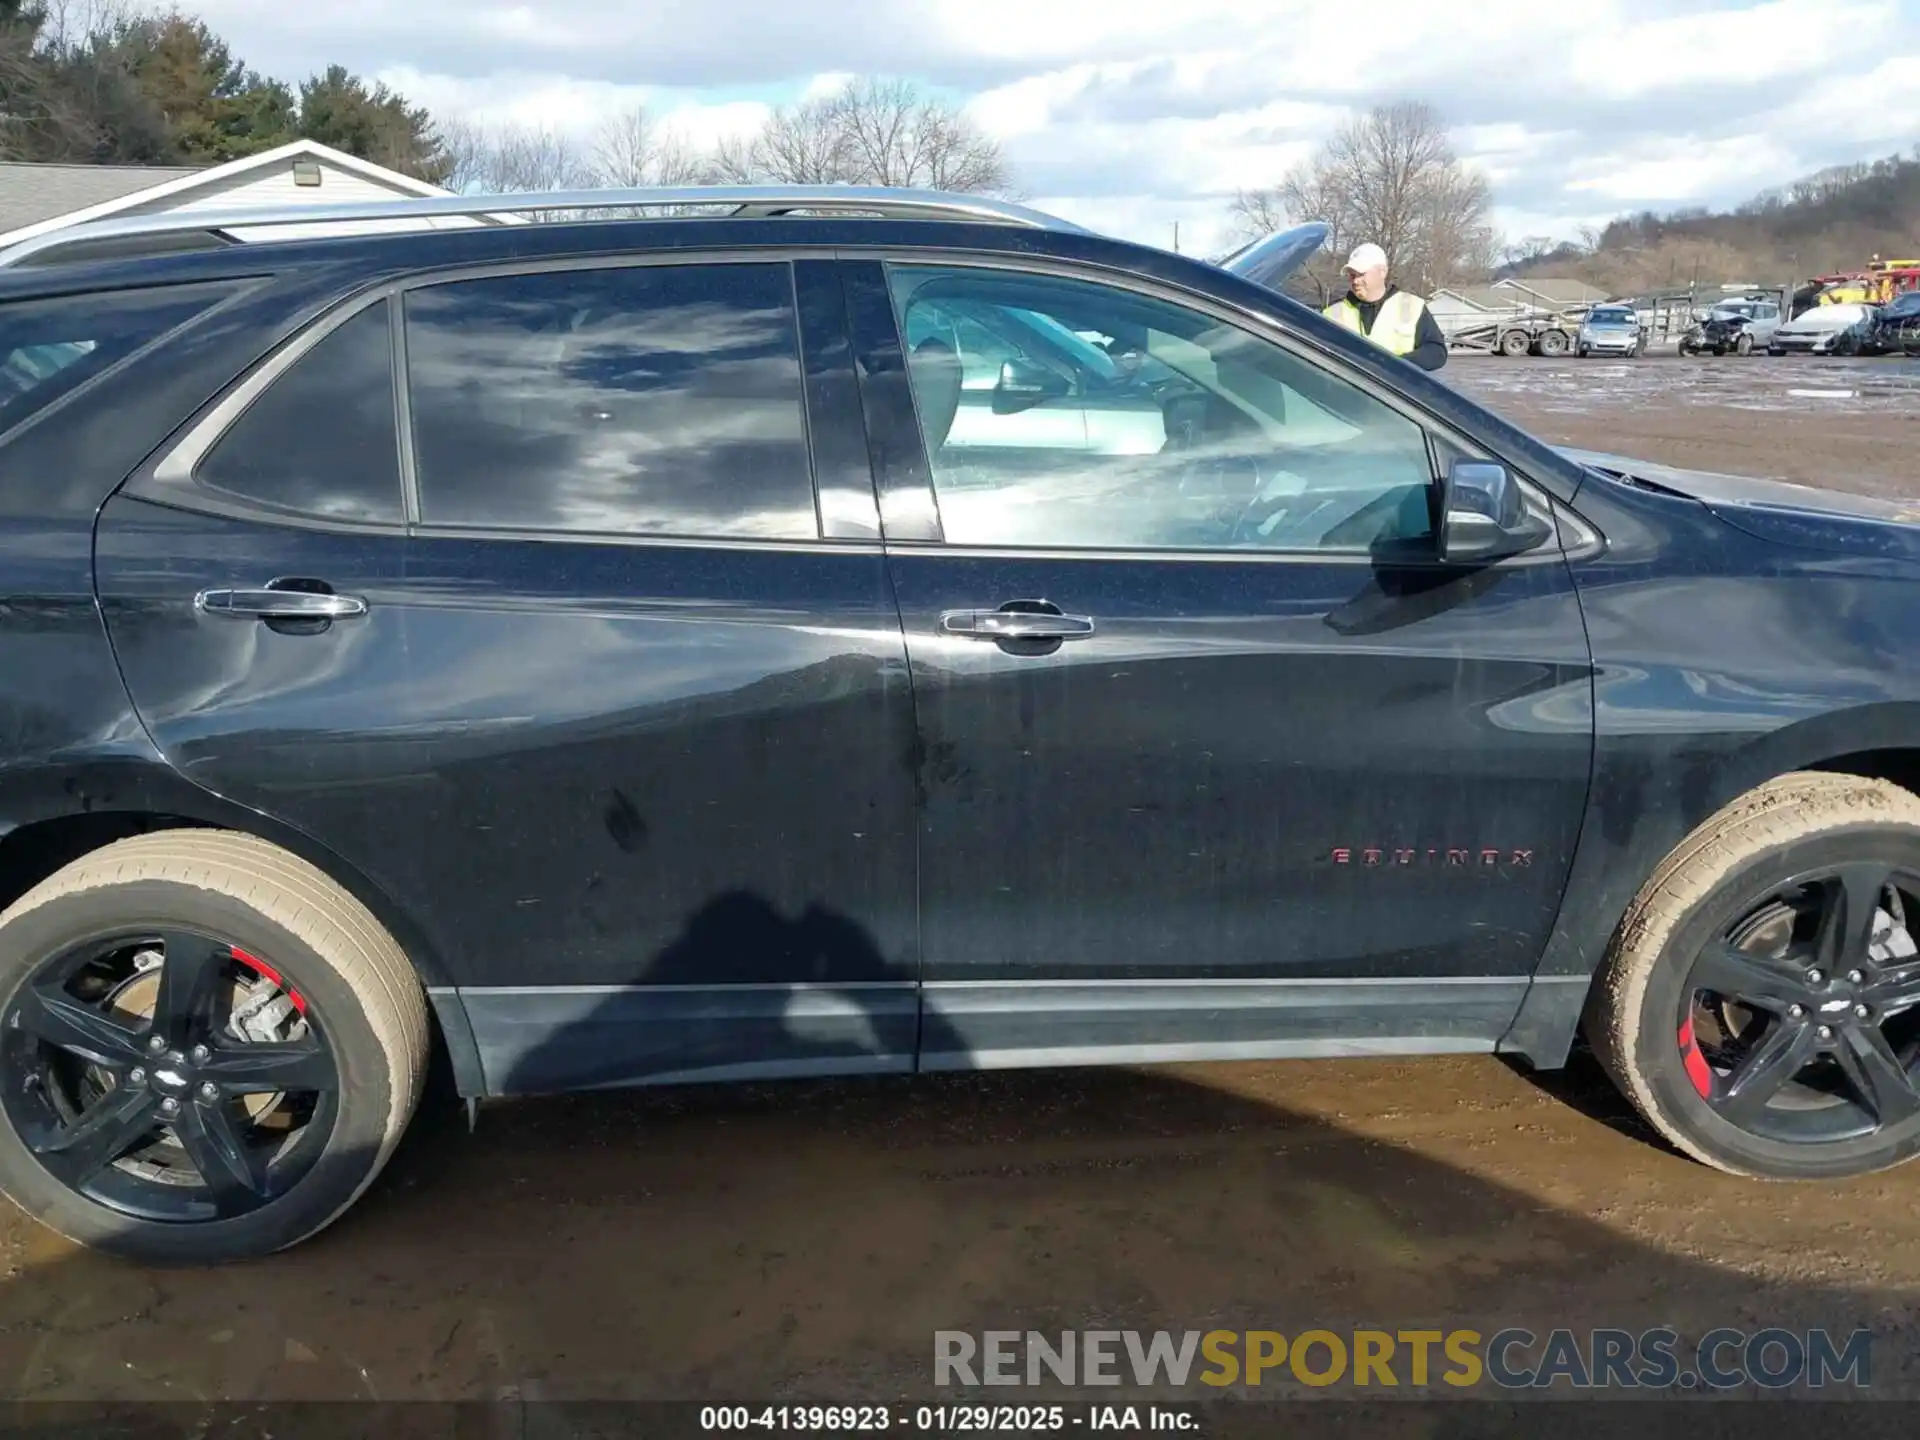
3,352,1920,1413
1448,351,1919,496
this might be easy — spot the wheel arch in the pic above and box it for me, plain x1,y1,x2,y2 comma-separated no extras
0,772,485,1098
1502,705,1920,1070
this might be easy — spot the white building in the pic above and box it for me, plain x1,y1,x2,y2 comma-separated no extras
0,138,494,255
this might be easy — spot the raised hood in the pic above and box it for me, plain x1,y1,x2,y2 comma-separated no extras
1216,222,1331,293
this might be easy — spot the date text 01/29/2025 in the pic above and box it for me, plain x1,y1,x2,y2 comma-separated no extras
698,1405,1195,1432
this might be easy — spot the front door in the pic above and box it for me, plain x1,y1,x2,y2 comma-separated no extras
841,257,1595,1070
97,257,920,1092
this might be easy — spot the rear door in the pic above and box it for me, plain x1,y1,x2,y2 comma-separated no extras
842,255,1595,1069
97,255,921,1092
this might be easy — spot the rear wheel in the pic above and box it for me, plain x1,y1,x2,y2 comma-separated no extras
0,831,429,1262
1592,773,1920,1179
1500,329,1531,357
1537,328,1570,357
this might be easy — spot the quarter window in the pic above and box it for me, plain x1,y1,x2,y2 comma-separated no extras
194,300,404,525
888,265,1437,553
0,281,235,440
404,262,818,540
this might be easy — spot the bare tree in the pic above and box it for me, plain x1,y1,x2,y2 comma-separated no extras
713,93,849,185
828,76,1009,192
37,0,134,49
1227,187,1289,241
1233,102,1495,292
714,77,1011,194
439,117,590,218
1500,234,1560,268
590,104,706,189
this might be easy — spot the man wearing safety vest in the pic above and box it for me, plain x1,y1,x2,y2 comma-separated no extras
1322,243,1448,372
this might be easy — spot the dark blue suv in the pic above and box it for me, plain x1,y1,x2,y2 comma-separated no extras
3,187,1920,1263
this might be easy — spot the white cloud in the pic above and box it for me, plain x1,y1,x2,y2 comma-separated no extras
373,66,772,151
189,0,1919,250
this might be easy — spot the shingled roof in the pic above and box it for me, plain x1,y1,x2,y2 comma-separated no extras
0,162,203,235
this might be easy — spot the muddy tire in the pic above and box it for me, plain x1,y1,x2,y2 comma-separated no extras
0,831,429,1263
1538,328,1571,357
1499,329,1531,357
1590,772,1920,1179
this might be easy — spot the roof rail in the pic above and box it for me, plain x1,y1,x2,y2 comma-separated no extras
0,184,1088,268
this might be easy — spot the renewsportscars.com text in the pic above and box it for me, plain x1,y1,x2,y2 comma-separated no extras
934,1327,1873,1391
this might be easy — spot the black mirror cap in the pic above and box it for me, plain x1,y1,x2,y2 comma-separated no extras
1440,459,1554,564
993,358,1069,415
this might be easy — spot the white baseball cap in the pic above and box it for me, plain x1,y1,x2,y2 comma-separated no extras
1345,243,1389,273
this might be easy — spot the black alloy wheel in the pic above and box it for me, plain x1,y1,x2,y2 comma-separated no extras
1,930,338,1224
1679,865,1920,1144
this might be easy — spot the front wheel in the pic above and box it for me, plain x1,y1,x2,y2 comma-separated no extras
1734,333,1754,356
1590,773,1920,1179
0,831,430,1262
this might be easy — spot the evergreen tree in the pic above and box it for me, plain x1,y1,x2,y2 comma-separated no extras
298,64,450,184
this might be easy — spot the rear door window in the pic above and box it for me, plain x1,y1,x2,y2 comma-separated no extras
402,262,819,540
0,282,234,437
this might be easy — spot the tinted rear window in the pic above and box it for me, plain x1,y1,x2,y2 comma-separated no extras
403,262,818,540
0,282,233,436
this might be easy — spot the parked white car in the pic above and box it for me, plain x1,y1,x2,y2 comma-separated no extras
1768,303,1878,355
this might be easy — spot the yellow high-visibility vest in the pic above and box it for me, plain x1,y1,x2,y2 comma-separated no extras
1323,291,1427,355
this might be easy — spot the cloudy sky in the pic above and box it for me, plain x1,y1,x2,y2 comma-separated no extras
194,0,1920,256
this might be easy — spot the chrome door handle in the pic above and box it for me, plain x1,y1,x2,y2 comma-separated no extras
941,609,1095,641
196,588,368,621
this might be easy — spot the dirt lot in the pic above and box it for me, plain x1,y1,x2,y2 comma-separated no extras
1448,351,1919,496
3,353,1920,1411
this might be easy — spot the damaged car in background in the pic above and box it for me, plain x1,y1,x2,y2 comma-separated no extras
1768,302,1880,356
1680,296,1782,356
1866,291,1920,356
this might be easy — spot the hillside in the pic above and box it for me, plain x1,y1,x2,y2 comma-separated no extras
1502,149,1920,293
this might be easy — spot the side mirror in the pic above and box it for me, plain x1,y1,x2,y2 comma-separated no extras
993,357,1070,415
1440,459,1553,564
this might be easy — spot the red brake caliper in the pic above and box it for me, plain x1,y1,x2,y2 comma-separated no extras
1677,1017,1713,1098
231,947,306,1015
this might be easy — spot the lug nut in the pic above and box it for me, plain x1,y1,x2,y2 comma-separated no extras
1806,969,1826,985
190,1044,209,1064
147,1034,167,1054
128,1067,145,1085
159,1097,179,1116
1788,1003,1806,1019
1848,970,1866,984
199,1082,219,1101
1817,1025,1834,1040
1856,1004,1872,1019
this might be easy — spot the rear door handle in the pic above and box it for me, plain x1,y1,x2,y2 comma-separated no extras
196,588,368,621
940,609,1095,641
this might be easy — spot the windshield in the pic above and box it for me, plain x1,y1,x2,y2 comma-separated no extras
1588,309,1634,326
